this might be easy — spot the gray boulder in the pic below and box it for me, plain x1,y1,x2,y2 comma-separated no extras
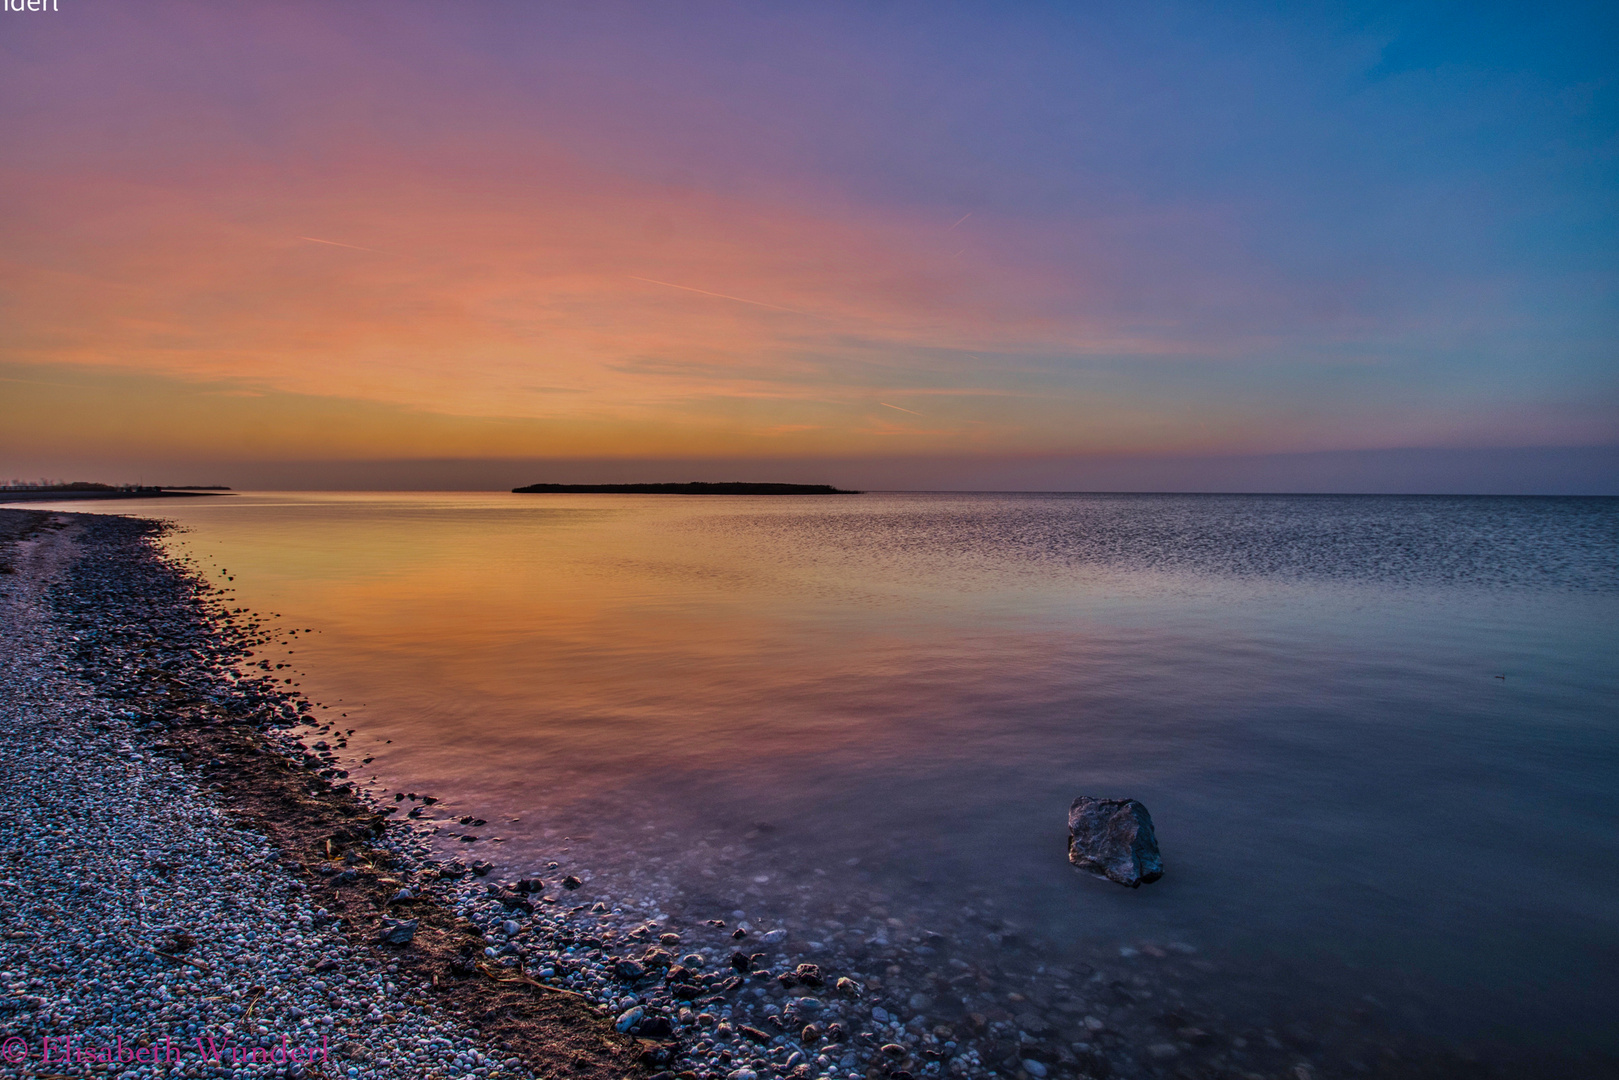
1067,797,1163,887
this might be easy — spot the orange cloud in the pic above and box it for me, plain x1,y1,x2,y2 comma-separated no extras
0,133,1193,460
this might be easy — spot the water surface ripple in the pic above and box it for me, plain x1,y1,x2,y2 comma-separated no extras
22,491,1612,1067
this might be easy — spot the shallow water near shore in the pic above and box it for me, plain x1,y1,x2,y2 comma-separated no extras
20,491,1619,1064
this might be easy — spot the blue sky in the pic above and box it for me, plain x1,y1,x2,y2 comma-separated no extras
0,1,1614,488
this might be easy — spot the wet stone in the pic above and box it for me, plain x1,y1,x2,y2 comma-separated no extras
1067,796,1163,888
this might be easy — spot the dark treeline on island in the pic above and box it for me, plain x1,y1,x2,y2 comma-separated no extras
512,482,861,495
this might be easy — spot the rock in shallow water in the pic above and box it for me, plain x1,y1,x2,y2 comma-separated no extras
1067,796,1163,887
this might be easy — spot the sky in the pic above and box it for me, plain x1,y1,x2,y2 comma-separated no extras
1,1,1615,491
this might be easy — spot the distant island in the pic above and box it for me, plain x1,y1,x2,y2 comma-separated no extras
512,482,861,495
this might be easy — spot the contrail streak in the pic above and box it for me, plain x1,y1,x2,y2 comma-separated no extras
879,402,924,416
299,236,388,254
629,276,821,317
948,212,973,231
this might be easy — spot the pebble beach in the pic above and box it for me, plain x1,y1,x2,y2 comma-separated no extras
0,507,1600,1080
0,511,629,1080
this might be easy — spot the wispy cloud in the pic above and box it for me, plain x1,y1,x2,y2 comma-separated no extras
628,276,826,318
298,236,390,255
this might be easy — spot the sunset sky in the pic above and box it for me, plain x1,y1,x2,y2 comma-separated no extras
2,2,1615,490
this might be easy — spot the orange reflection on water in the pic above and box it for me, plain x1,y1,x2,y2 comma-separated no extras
156,492,1061,816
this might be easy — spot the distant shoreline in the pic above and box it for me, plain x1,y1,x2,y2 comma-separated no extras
0,489,235,502
512,482,860,495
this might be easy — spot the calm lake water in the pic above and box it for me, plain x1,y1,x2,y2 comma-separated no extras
25,492,1619,1058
